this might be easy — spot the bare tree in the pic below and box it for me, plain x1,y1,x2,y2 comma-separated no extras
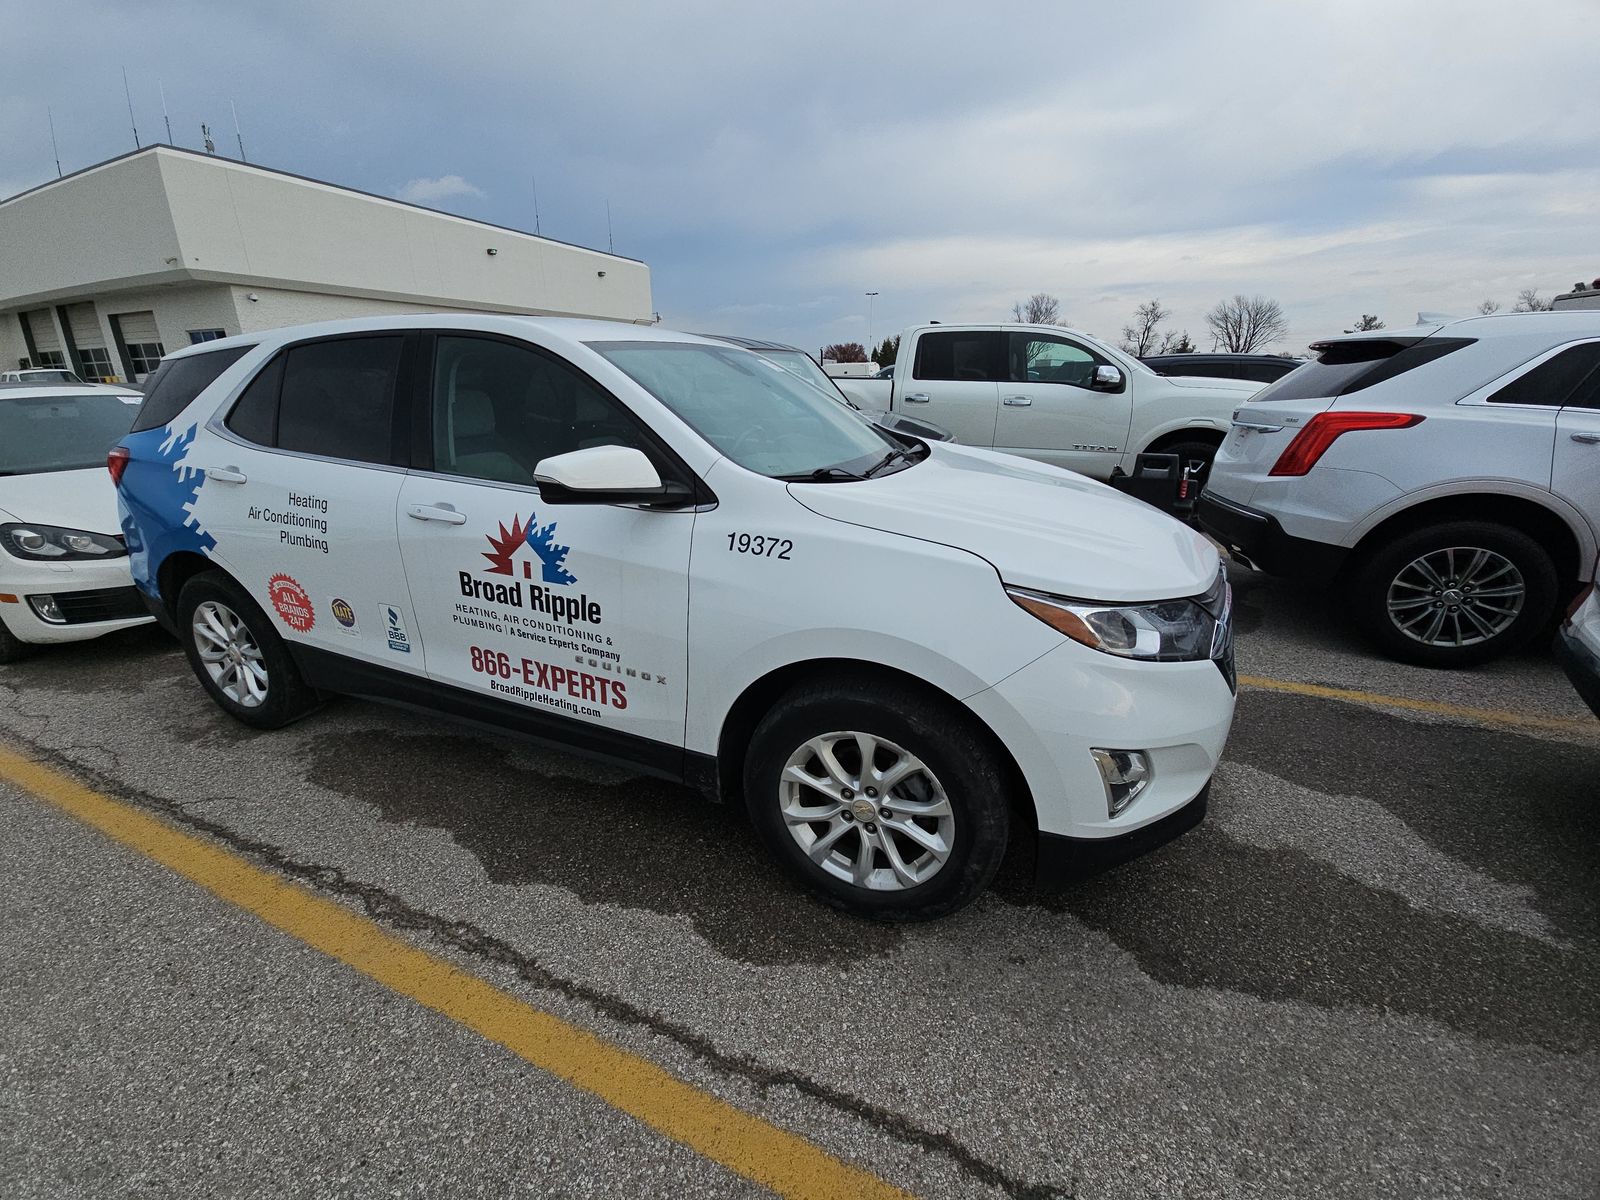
1205,294,1288,353
1348,314,1385,332
1477,299,1501,314
1010,293,1062,325
1120,298,1171,357
820,342,868,363
1512,288,1552,313
1158,329,1196,354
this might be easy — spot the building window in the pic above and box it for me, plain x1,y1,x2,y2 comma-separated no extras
34,351,66,369
189,329,228,344
125,342,165,376
78,346,115,381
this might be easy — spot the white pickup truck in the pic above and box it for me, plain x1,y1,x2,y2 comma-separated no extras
834,323,1264,479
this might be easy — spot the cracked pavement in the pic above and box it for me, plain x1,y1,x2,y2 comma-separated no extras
2,563,1598,1198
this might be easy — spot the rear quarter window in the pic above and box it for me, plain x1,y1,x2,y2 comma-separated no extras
130,345,253,432
1488,343,1600,407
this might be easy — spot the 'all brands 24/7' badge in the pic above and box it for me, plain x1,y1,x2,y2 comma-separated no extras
267,574,315,633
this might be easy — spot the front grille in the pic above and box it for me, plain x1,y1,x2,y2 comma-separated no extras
45,587,148,625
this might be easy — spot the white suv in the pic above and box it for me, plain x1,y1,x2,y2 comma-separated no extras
1199,312,1600,666
114,316,1237,919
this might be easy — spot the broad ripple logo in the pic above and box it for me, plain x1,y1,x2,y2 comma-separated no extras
460,512,602,626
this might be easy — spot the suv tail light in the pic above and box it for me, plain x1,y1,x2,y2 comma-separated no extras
1269,411,1423,477
106,446,131,486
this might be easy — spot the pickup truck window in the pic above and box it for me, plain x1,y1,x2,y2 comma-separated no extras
912,331,1004,382
590,341,894,480
1008,333,1105,388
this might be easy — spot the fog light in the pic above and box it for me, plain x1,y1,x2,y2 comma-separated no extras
28,594,65,624
1091,748,1151,817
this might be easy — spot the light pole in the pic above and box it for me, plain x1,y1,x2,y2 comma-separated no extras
865,292,879,359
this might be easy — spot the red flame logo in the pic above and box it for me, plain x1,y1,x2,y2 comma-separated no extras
482,515,530,576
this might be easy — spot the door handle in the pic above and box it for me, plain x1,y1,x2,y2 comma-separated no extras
1571,432,1600,444
903,392,931,403
205,466,247,484
1002,395,1033,407
406,503,467,525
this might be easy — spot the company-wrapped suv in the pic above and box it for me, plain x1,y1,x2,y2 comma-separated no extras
115,316,1236,918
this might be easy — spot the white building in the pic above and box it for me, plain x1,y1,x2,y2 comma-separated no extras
0,145,653,383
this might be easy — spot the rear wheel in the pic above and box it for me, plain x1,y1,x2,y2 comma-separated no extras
1351,520,1557,667
743,676,1010,920
177,571,320,728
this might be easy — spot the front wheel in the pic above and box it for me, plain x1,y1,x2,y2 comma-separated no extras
743,677,1010,920
1350,521,1557,667
177,571,321,728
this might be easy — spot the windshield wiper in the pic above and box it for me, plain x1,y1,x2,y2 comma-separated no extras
778,466,863,483
863,447,916,478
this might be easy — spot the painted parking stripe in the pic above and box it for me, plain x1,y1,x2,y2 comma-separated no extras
1239,674,1599,738
0,746,913,1200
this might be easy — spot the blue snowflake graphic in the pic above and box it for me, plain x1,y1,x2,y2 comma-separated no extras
524,517,576,585
119,423,214,596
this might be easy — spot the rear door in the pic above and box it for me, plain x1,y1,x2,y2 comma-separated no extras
1548,341,1600,565
993,330,1132,477
900,330,1002,446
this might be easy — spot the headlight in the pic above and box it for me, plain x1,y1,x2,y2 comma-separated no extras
1006,570,1228,662
0,523,126,562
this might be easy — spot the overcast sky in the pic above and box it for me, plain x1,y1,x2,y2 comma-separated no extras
3,0,1595,355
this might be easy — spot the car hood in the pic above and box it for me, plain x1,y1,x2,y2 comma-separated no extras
1162,375,1263,395
0,468,122,534
787,442,1218,601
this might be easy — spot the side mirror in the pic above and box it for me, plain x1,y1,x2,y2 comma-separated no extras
533,445,689,506
1091,365,1125,392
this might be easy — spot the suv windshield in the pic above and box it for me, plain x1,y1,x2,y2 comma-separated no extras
0,392,140,475
758,349,843,395
589,341,899,479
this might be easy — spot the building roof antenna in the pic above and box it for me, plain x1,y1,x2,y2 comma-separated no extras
230,99,247,162
160,81,173,144
532,175,541,236
47,106,63,178
201,123,216,154
122,66,141,149
606,198,613,254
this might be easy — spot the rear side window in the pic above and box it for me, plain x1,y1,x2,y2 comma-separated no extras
912,331,1003,382
129,345,252,432
1488,343,1600,408
1249,337,1474,403
276,337,404,465
225,354,284,446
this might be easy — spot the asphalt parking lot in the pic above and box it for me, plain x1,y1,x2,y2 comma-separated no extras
2,563,1597,1199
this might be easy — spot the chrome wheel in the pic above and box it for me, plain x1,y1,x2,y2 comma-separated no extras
191,600,269,708
1386,546,1525,648
779,731,955,891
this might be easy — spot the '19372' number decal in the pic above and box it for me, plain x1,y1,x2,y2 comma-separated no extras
726,533,792,559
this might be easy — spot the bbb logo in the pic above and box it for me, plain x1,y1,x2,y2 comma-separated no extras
381,602,412,653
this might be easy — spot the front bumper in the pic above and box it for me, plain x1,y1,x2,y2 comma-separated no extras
1554,626,1600,721
0,554,153,646
1196,490,1349,583
1036,782,1209,882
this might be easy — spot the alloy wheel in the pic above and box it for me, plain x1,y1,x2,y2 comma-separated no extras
778,731,955,891
1386,546,1525,648
192,600,270,708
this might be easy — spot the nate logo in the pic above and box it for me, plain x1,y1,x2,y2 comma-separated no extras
483,514,575,586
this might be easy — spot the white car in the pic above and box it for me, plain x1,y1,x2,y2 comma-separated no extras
115,316,1236,918
1,367,87,385
0,384,151,661
1199,312,1600,666
1555,578,1600,719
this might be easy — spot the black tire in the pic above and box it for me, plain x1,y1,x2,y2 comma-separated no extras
0,615,33,665
743,675,1011,920
1350,520,1557,668
176,570,321,728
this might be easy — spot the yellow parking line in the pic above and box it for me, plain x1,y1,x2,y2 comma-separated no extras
0,746,913,1200
1238,674,1599,737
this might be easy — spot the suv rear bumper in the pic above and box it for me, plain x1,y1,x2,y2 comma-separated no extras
1554,626,1600,720
1196,491,1349,583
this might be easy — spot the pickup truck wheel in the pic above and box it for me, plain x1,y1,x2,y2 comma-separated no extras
744,677,1010,920
177,571,321,728
1152,438,1220,485
1351,521,1556,667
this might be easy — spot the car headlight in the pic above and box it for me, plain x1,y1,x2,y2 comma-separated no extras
1,523,126,562
1006,571,1228,662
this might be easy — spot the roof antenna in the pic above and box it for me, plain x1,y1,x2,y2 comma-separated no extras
201,123,216,154
605,198,613,254
532,175,541,236
47,106,62,178
160,81,173,144
230,99,247,162
122,66,141,149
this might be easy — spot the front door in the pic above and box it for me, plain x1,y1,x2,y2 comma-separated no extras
993,331,1133,478
395,333,694,754
901,329,1002,446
